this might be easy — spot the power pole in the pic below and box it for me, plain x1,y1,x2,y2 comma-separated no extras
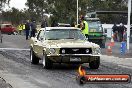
127,0,131,51
77,0,78,25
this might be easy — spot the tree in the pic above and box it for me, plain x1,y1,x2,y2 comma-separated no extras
26,0,48,21
25,0,128,24
2,7,30,25
0,0,10,11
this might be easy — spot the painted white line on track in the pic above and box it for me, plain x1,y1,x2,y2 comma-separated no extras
102,55,132,59
0,48,30,51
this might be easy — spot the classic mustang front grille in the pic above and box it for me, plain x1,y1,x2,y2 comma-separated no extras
59,48,92,54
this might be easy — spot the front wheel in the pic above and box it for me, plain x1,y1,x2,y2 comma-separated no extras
42,52,53,69
89,57,100,69
30,48,39,64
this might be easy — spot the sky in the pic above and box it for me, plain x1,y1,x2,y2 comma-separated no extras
5,0,27,10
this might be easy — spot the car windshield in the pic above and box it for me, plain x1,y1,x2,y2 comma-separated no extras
87,21,103,32
45,29,86,40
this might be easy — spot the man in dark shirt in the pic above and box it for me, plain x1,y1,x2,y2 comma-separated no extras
112,24,118,41
30,20,37,37
118,23,127,42
25,20,30,40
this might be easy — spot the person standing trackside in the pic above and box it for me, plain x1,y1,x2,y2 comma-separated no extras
118,23,127,42
22,24,25,35
41,19,48,28
81,16,89,39
18,24,23,35
112,24,118,41
30,20,37,37
25,20,30,40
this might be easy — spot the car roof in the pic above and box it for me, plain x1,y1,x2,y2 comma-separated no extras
40,27,81,31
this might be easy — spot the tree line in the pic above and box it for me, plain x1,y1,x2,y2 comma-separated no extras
0,0,131,25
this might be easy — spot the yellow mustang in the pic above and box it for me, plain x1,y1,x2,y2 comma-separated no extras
30,27,101,69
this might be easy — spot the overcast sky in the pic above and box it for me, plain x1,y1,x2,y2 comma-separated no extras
5,0,27,10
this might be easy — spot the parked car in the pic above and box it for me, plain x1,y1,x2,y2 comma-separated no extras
30,27,101,69
0,24,17,35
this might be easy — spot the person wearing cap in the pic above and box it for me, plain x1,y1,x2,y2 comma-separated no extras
81,16,89,39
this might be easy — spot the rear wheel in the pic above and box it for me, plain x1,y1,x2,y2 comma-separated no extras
42,52,53,69
30,48,39,64
89,57,100,69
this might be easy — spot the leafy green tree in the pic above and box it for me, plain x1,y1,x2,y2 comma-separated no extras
26,0,48,21
0,0,10,11
2,7,30,25
6,0,128,25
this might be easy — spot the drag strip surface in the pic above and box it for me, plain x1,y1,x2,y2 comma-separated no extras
0,35,131,88
0,49,132,88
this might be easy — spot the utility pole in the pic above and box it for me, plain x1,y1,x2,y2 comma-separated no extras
127,0,131,51
77,0,78,25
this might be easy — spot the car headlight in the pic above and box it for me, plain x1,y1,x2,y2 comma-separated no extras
94,48,101,54
49,48,56,54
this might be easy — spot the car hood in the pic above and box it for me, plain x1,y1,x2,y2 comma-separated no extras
44,39,99,48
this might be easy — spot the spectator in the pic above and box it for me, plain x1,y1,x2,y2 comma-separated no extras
41,19,48,28
30,20,37,37
25,20,30,40
18,24,23,35
118,23,127,42
81,16,89,39
112,24,118,41
22,23,25,35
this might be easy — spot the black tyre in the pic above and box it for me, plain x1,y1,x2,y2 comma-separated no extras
30,48,39,64
42,52,53,69
89,57,100,69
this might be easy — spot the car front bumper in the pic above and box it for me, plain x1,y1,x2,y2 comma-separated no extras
47,54,100,63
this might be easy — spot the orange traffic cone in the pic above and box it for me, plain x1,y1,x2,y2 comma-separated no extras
110,35,115,46
107,43,112,54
